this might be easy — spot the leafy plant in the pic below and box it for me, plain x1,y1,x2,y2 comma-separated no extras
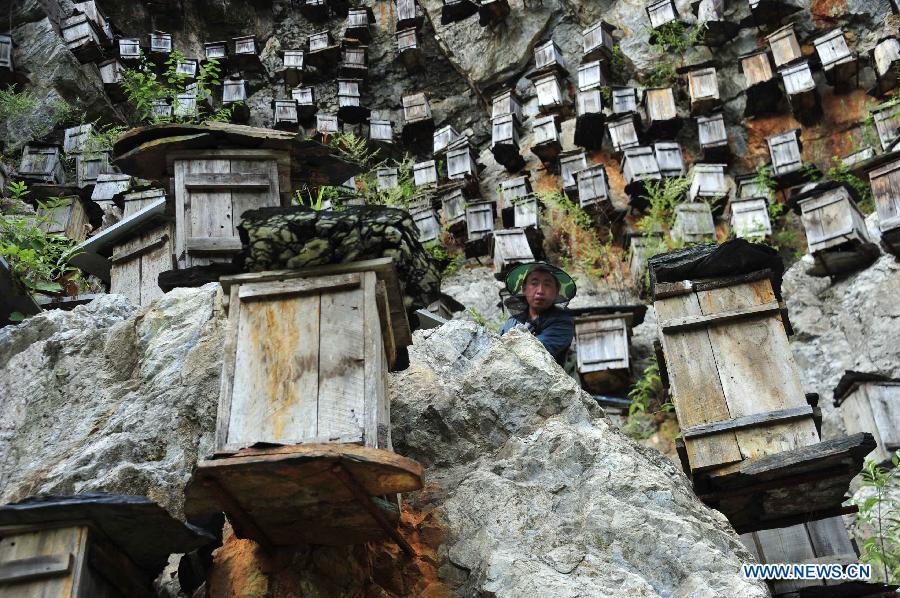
850,453,900,584
638,176,690,236
827,157,875,215
650,20,707,52
0,182,83,305
645,61,677,88
0,86,76,155
609,44,629,83
328,131,382,169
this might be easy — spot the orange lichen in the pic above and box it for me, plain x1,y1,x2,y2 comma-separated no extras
742,113,802,170
810,0,847,25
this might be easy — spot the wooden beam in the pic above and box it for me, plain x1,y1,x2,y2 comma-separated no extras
660,300,781,333
111,234,169,264
729,505,859,535
199,477,276,555
183,172,270,190
0,554,72,585
185,237,244,254
682,406,814,439
330,463,415,557
237,272,361,302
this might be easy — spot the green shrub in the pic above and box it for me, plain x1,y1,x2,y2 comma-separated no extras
851,452,900,584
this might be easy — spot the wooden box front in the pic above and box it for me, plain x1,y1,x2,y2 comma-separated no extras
840,383,900,464
110,222,174,308
576,315,629,374
218,271,389,452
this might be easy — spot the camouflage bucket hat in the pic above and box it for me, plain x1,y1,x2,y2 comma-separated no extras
505,262,577,303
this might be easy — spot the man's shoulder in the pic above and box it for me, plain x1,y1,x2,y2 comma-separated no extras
546,306,574,322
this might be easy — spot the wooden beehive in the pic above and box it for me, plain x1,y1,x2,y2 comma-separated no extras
37,196,90,243
307,31,340,69
491,89,523,124
643,87,678,135
813,29,857,90
317,113,339,138
730,198,772,239
447,146,476,181
612,87,639,114
684,65,721,115
396,28,424,72
62,11,104,63
491,114,523,171
204,41,228,62
91,173,132,205
512,195,539,228
340,44,368,76
368,118,393,145
413,160,438,188
622,146,661,195
223,78,248,104
574,88,605,150
534,39,566,73
575,313,632,393
735,172,774,201
173,88,198,119
376,167,398,191
118,37,141,62
171,149,291,270
779,60,820,122
583,20,615,61
64,124,92,155
872,102,900,151
607,113,641,153
300,0,329,21
672,202,715,243
492,228,534,273
577,164,612,213
292,86,317,120
559,151,588,191
533,72,564,113
110,188,172,307
433,125,460,155
646,0,678,29
834,372,900,466
868,157,900,254
17,144,65,184
654,141,684,178
740,48,775,88
397,0,425,29
337,78,368,124
148,31,171,54
842,146,875,169
273,99,299,129
281,49,305,87
176,58,198,79
441,187,466,226
697,112,728,159
466,201,495,239
531,114,562,163
795,181,878,275
766,23,802,68
401,92,433,146
411,204,441,243
150,99,172,121
739,48,783,116
233,35,257,56
0,34,12,74
75,152,110,189
477,0,510,26
345,7,374,41
577,60,606,91
441,0,478,24
628,233,662,288
500,176,531,205
767,129,803,177
872,36,900,96
688,163,727,205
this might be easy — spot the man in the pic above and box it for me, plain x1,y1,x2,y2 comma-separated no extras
499,262,576,366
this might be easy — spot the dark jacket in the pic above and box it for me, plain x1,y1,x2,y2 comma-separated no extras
499,306,575,365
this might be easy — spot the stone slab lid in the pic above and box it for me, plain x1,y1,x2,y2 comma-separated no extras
567,304,648,327
112,122,359,186
0,493,215,574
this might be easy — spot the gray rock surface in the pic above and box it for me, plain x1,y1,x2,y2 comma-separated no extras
392,320,768,597
784,253,900,440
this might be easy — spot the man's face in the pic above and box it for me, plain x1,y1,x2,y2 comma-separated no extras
523,270,559,313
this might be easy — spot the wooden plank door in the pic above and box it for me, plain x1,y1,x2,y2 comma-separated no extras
174,157,281,268
110,223,173,307
576,316,629,373
0,525,89,598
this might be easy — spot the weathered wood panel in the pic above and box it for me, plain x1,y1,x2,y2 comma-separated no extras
110,223,173,307
492,229,534,271
840,382,900,464
868,159,900,233
767,24,802,67
576,315,629,372
0,525,89,598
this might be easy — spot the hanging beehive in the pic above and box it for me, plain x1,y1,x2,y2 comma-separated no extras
75,152,111,189
36,196,90,243
672,202,715,243
779,60,821,123
766,129,804,179
559,151,588,192
118,37,142,63
433,125,460,156
478,0,510,26
533,39,567,74
533,72,565,114
337,78,369,124
376,167,398,191
688,163,728,207
867,156,900,254
697,112,729,160
574,87,605,150
0,495,211,598
204,41,228,63
150,98,172,121
344,7,375,42
368,118,393,146
492,229,534,274
500,176,532,206
643,87,679,136
232,35,261,70
222,77,250,123
465,201,495,239
91,173,132,205
842,146,875,169
17,144,65,185
792,180,880,276
574,311,635,394
176,58,198,79
61,3,109,63
730,198,772,239
340,43,368,77
511,194,539,228
173,86,199,119
185,259,422,548
735,172,774,201
413,160,438,188
576,164,612,214
272,99,300,130
447,144,477,181
149,30,172,55
63,124,92,155
622,146,662,200
396,28,425,72
280,50,305,87
307,31,340,69
530,114,562,164
612,87,639,115
401,92,433,147
441,187,466,228
441,0,478,24
492,89,523,124
833,371,900,466
607,113,641,154
397,0,425,29
739,48,782,117
627,232,663,289
583,20,616,61
766,24,802,68
316,113,340,139
577,60,606,91
410,203,441,243
646,0,679,31
812,29,857,91
872,101,900,151
0,34,12,79
872,36,900,96
491,114,524,172
653,141,684,178
682,63,721,116
292,86,317,120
